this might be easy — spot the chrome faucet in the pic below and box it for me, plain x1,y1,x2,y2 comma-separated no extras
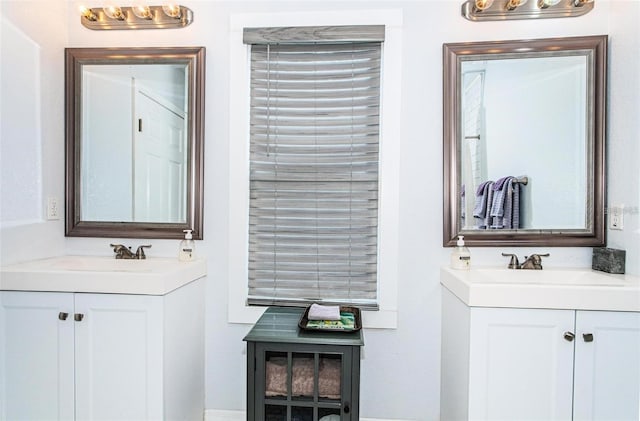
501,253,550,270
110,244,152,259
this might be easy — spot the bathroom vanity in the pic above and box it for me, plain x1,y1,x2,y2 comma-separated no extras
0,256,206,421
440,267,640,421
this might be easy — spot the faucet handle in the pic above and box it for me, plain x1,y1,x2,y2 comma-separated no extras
110,243,135,259
501,253,520,269
522,253,550,269
526,253,550,263
135,244,152,259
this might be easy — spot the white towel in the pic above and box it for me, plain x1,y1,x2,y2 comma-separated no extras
307,303,341,321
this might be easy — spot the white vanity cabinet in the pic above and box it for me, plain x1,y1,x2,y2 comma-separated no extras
441,288,640,421
0,278,204,421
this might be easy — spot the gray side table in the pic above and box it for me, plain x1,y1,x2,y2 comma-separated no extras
244,307,364,421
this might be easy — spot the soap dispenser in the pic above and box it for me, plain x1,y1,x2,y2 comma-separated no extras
178,229,196,262
450,235,471,270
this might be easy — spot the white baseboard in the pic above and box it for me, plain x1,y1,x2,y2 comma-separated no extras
204,409,244,421
204,409,409,421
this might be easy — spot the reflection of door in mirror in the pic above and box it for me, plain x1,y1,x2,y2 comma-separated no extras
134,89,187,223
460,55,587,231
80,64,188,223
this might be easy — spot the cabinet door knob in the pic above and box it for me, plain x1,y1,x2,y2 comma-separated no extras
563,331,575,341
58,312,69,321
583,333,594,342
74,313,84,322
343,402,350,414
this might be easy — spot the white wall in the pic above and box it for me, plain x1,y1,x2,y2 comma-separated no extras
1,1,639,419
606,0,640,276
0,1,67,262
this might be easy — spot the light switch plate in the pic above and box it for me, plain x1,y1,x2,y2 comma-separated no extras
47,197,60,220
609,204,624,230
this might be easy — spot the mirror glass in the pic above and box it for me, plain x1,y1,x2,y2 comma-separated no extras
65,47,205,239
443,36,606,247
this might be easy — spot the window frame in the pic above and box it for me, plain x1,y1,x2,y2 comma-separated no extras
228,10,403,329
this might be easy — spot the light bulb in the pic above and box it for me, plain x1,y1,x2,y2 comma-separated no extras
474,0,495,10
103,5,125,20
538,0,562,7
132,5,153,19
79,5,97,21
162,4,182,18
506,0,529,10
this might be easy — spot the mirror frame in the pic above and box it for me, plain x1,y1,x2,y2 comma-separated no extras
443,36,607,247
65,47,205,239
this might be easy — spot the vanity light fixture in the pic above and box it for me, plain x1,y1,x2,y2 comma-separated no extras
462,0,594,20
79,4,193,30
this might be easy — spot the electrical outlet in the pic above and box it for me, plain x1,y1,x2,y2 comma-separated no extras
47,197,60,220
609,204,624,230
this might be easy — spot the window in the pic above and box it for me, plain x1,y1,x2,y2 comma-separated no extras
244,26,384,309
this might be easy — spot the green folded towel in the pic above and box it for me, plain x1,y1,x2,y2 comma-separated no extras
306,312,356,330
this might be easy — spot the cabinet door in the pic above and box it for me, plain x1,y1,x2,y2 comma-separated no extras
255,343,354,421
0,291,75,421
74,293,163,421
573,310,640,421
469,307,575,421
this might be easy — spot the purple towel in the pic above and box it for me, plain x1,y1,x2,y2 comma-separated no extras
473,181,494,229
500,179,520,229
490,177,512,225
493,176,511,192
476,180,492,197
512,182,520,228
490,176,521,229
473,181,491,217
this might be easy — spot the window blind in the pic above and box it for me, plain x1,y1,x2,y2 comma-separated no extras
245,26,383,309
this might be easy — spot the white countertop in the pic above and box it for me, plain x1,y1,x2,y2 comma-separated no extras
1,256,207,295
441,266,640,312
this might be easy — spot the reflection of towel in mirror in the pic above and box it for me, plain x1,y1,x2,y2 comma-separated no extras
505,179,520,229
473,181,494,229
490,177,520,229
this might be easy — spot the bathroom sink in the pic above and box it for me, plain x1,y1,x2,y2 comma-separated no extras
0,256,206,295
441,266,640,311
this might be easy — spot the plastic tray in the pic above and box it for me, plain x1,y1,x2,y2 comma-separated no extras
298,305,362,333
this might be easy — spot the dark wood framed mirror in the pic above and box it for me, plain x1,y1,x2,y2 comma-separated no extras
443,36,606,247
65,47,205,239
